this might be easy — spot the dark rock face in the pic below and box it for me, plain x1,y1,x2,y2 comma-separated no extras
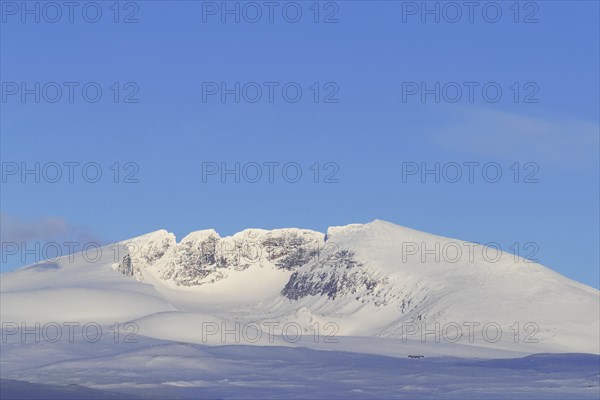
117,254,134,277
281,250,388,302
262,235,320,271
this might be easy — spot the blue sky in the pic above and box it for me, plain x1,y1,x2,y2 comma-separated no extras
1,1,599,288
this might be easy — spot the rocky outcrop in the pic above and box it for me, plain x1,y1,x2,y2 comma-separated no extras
116,230,176,282
117,228,326,287
281,249,389,304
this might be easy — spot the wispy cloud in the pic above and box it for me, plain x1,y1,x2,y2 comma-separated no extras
0,214,100,244
431,108,599,170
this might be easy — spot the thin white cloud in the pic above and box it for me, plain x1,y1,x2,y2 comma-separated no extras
431,108,599,170
0,214,99,244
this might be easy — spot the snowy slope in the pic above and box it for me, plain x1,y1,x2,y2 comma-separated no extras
273,220,600,353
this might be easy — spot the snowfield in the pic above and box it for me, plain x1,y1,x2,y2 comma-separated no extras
1,220,599,399
2,334,600,399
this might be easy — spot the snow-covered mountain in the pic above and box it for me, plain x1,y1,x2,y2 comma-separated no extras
2,220,598,355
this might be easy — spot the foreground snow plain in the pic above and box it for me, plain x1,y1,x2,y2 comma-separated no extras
2,333,599,399
1,221,599,399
